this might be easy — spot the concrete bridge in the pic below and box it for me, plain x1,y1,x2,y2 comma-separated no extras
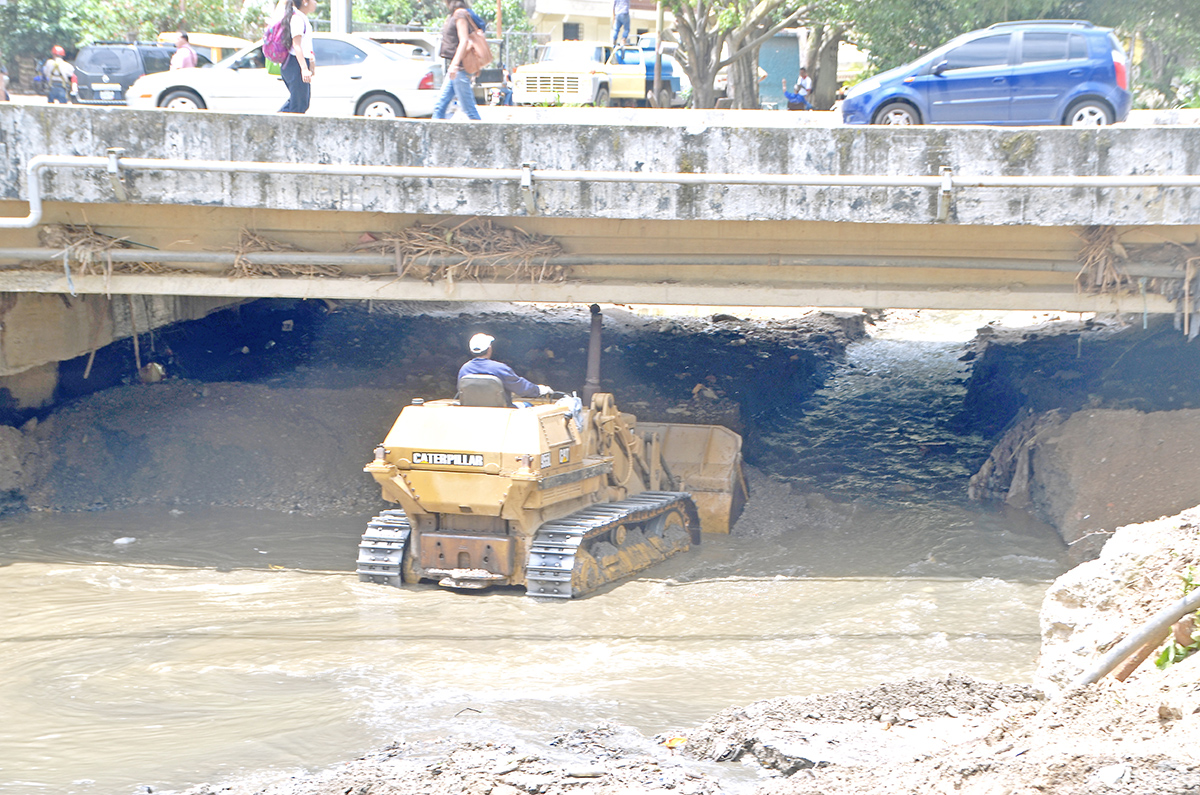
0,103,1198,405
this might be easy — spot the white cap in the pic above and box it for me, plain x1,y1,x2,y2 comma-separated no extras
469,333,495,354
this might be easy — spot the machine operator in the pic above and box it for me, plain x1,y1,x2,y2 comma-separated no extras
458,333,553,405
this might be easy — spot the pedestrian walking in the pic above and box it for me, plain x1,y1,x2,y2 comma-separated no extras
43,46,74,104
431,0,482,121
170,33,198,70
278,0,317,114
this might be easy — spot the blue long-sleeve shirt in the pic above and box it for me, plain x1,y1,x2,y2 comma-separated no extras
458,357,541,402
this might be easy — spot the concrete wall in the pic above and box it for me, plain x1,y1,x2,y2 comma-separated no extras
2,104,1199,227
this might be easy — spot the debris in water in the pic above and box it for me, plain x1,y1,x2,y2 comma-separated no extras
113,537,136,545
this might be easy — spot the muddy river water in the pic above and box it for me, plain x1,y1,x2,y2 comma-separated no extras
0,314,1069,794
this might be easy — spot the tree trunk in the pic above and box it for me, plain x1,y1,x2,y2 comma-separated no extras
812,24,843,110
1137,34,1166,91
804,23,822,75
728,44,761,109
671,0,728,109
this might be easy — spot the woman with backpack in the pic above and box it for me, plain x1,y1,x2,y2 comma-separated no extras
278,0,317,113
431,0,482,120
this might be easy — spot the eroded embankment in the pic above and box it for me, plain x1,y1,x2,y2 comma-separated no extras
959,314,1200,558
0,302,864,515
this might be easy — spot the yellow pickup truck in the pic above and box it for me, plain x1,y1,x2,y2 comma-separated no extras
512,40,682,107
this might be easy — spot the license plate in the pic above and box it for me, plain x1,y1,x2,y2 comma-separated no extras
99,91,114,100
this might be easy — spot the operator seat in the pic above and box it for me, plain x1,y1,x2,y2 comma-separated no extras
457,374,510,408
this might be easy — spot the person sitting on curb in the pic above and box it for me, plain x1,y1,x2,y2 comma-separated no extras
783,67,813,110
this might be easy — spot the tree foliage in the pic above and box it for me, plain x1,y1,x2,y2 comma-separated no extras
0,0,100,65
844,0,1065,73
0,0,253,68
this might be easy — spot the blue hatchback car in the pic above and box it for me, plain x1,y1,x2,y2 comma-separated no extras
842,20,1130,126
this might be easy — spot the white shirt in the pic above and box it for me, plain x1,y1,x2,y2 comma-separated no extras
289,10,314,61
799,75,812,96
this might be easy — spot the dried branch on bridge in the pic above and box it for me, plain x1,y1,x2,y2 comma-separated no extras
229,231,342,278
353,219,566,285
1075,228,1200,336
1076,225,1134,295
36,224,168,279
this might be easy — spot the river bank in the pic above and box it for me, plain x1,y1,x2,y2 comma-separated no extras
7,305,1200,794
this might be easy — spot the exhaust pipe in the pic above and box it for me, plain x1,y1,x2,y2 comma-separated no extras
583,304,602,403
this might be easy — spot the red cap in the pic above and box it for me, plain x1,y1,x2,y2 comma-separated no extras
52,45,66,57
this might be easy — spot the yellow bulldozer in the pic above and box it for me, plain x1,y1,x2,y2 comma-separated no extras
358,307,747,598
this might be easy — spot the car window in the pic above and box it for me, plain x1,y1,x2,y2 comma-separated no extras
1069,34,1087,60
75,47,139,74
612,48,643,66
352,36,402,61
314,38,369,66
1021,32,1087,64
231,47,267,70
140,48,172,74
941,34,1011,71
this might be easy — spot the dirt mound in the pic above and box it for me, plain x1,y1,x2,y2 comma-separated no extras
1039,506,1200,692
970,409,1200,559
19,381,403,515
181,727,731,795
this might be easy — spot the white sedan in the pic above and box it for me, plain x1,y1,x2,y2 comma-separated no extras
128,33,440,118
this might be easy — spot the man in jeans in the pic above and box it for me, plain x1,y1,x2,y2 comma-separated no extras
612,0,630,47
432,0,482,120
42,46,74,104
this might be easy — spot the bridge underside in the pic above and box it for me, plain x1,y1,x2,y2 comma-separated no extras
0,201,1190,314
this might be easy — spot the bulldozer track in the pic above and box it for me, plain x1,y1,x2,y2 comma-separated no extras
356,509,411,587
525,491,697,599
357,493,698,598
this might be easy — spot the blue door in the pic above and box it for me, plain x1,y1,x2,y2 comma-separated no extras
923,33,1013,123
1010,31,1090,124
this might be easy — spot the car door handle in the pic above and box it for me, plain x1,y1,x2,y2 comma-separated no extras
993,77,1005,83
1069,69,1084,77
351,75,363,79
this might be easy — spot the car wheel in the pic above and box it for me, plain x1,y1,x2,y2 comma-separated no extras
1065,99,1111,126
161,89,206,110
356,93,405,118
656,88,672,109
871,101,919,125
594,86,610,107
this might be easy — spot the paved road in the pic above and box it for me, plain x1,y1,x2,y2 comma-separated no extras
4,92,1198,127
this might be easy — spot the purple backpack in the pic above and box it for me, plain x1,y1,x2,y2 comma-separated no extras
263,18,290,63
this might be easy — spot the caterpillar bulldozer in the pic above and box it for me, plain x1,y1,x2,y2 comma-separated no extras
358,306,747,598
